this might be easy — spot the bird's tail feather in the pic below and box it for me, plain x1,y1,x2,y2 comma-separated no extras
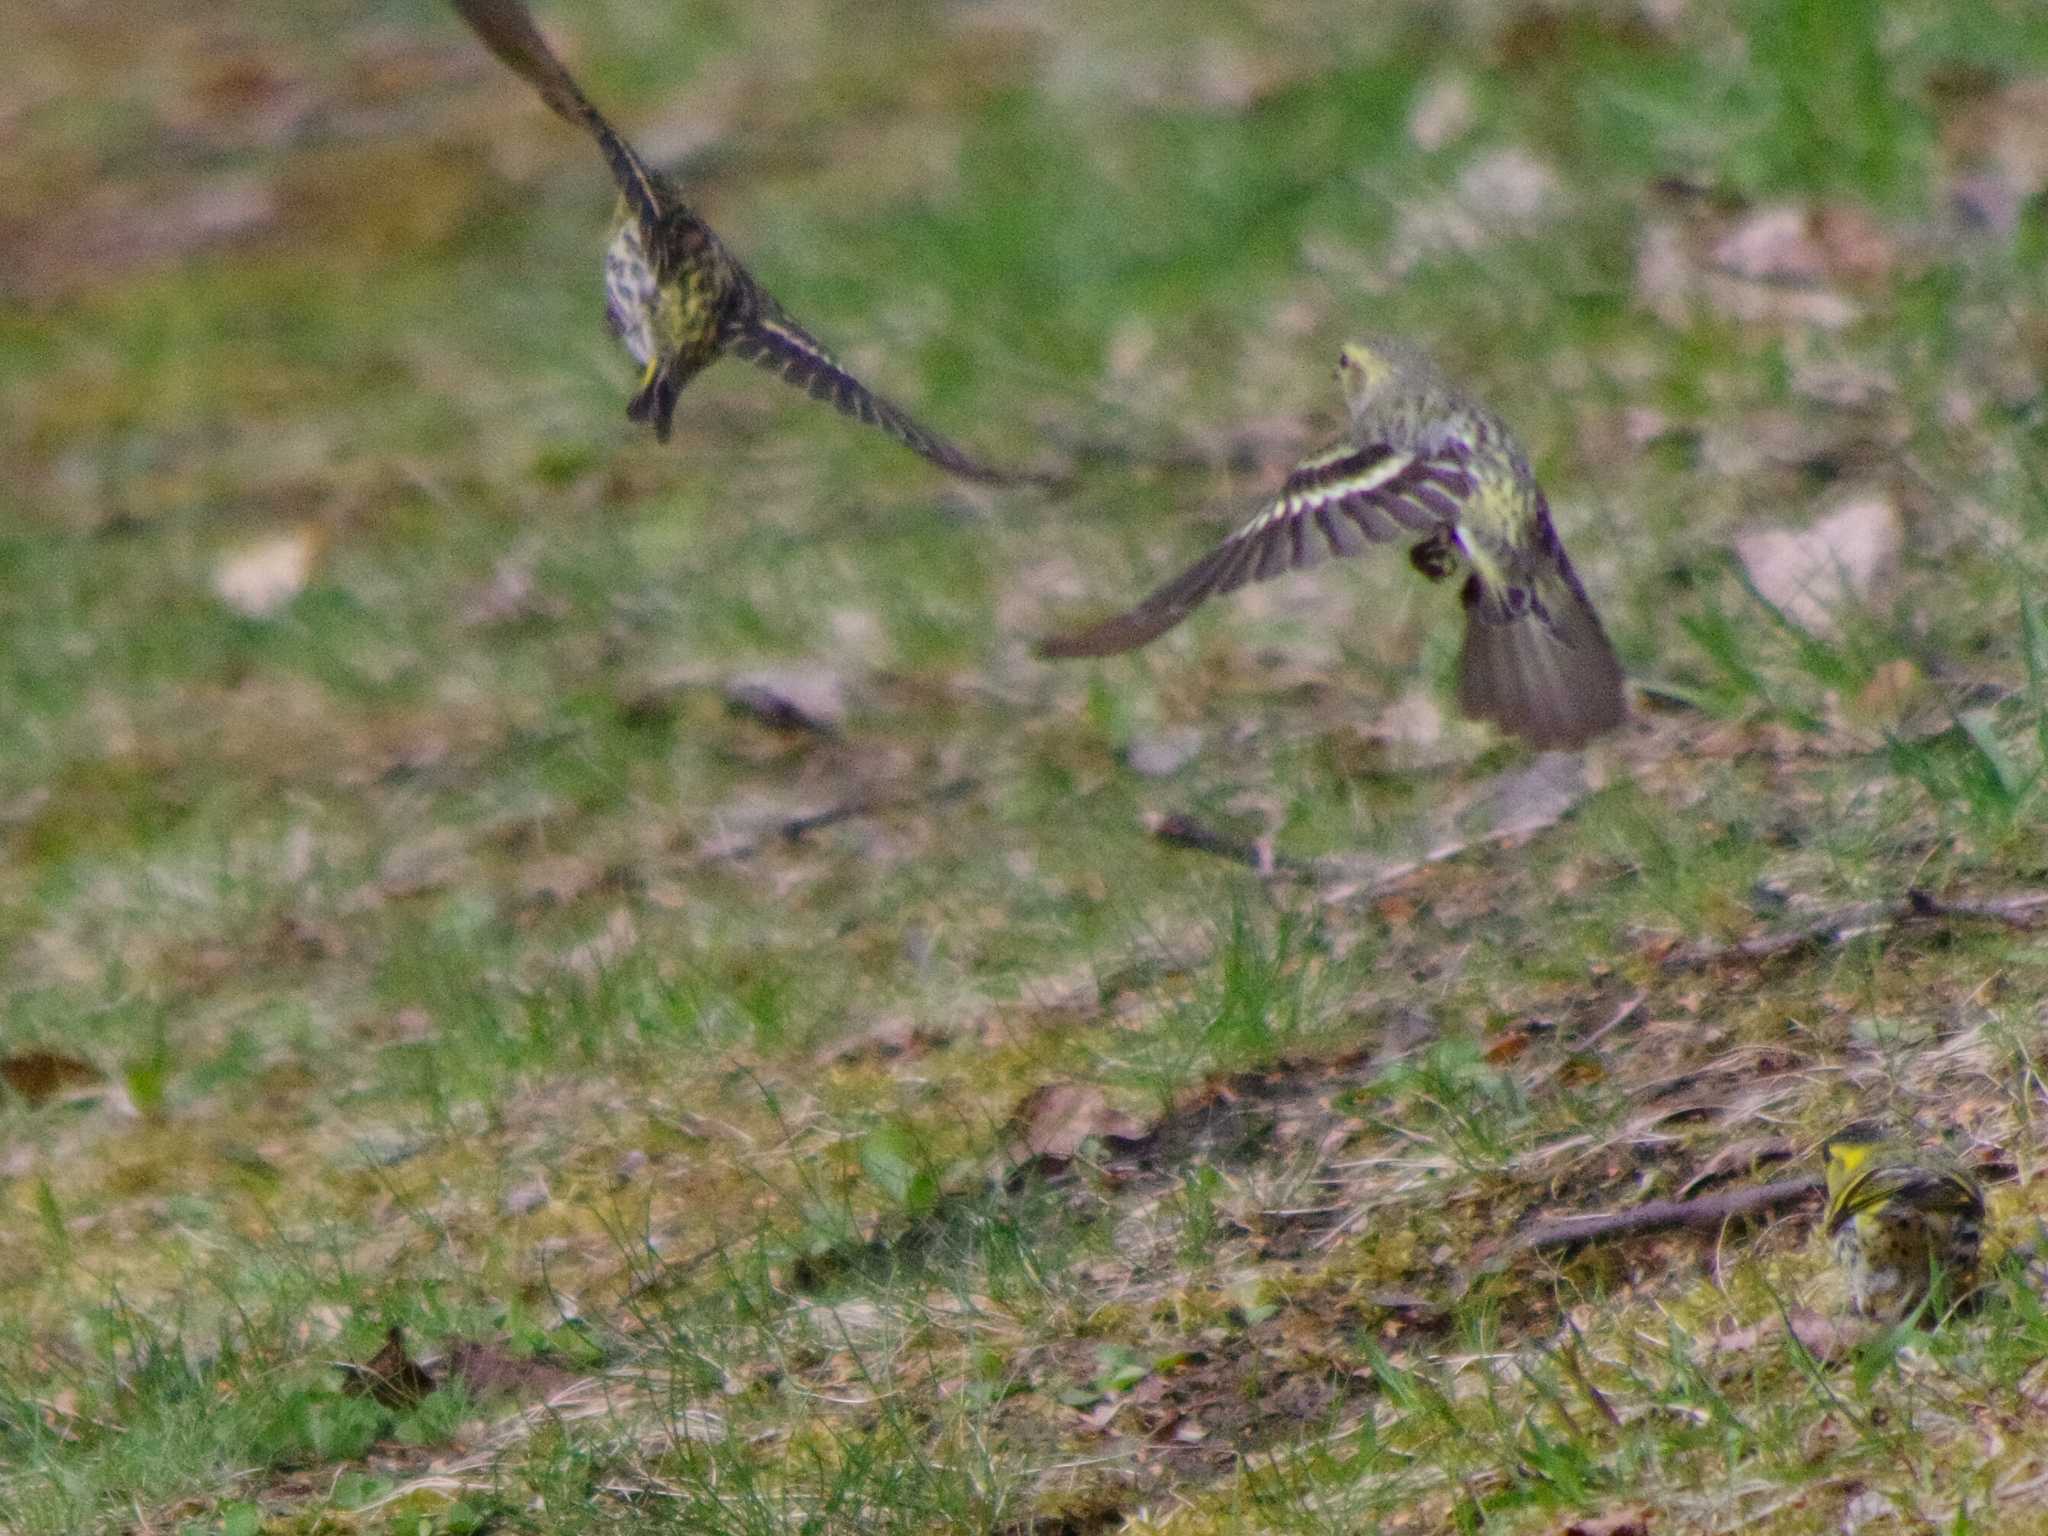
1457,560,1626,750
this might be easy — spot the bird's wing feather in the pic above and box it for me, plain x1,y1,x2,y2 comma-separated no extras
450,0,666,233
1828,1160,1983,1229
722,292,1026,485
1036,442,1474,658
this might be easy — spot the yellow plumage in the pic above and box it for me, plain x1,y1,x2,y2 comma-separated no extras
1037,339,1627,751
450,0,1031,484
1821,1124,1984,1322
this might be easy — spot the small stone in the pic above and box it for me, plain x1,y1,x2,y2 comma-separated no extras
1735,495,1902,638
1125,726,1203,778
1407,75,1475,152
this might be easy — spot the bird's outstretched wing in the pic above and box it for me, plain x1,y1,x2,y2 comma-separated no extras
450,0,666,233
1037,442,1475,657
721,290,1040,487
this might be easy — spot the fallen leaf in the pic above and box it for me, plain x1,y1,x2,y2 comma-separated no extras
442,1340,578,1403
1407,75,1475,152
1558,1506,1654,1536
213,525,322,618
1840,1488,1898,1536
1442,750,1589,849
1735,495,1902,637
501,1178,549,1216
1853,658,1924,724
1458,146,1561,221
461,550,564,627
1707,1310,1859,1363
822,1013,948,1066
561,906,637,976
516,854,604,908
1676,1137,1795,1198
724,668,848,734
1485,1024,1541,1063
1007,1083,1153,1163
1125,726,1202,778
1390,146,1562,274
338,1327,435,1409
1942,77,2048,233
373,828,471,901
0,1050,101,1106
1711,205,1827,283
1813,203,1894,285
1636,218,1861,331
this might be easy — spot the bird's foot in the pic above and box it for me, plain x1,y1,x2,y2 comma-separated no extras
1409,533,1460,582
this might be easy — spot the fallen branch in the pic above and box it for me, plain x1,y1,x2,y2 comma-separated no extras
1663,887,2048,971
1148,813,1311,877
1513,1174,1823,1253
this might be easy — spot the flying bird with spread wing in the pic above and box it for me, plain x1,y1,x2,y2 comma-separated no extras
450,0,1031,484
1038,338,1627,751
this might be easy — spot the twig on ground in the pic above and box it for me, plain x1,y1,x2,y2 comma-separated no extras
706,777,980,861
1513,1175,1823,1253
1147,813,1308,877
1663,887,2048,970
1147,753,1591,902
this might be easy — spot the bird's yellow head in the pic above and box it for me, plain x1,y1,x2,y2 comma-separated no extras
1820,1121,1888,1202
1336,341,1398,414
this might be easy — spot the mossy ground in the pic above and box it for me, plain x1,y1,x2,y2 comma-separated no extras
6,0,2048,1531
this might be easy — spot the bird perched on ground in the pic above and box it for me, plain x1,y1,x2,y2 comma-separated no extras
449,0,1030,484
1037,339,1627,751
1821,1122,1984,1322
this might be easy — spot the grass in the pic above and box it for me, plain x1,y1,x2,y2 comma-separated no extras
6,0,2048,1530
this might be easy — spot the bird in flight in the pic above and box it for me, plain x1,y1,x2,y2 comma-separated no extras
1038,338,1626,751
451,0,1034,485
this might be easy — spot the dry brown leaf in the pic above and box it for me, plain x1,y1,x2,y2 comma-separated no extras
1637,218,1860,331
1814,203,1895,285
374,828,471,901
1942,77,2048,232
1007,1083,1153,1163
725,668,848,734
822,1014,948,1067
461,551,564,628
338,1327,435,1409
1707,1310,1858,1363
1558,1507,1654,1536
1711,205,1827,283
1735,495,1901,637
0,1050,101,1106
516,854,604,908
443,1340,578,1403
1853,659,1924,724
